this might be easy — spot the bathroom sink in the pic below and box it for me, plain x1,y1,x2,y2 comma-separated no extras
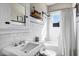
2,42,43,56
21,42,39,53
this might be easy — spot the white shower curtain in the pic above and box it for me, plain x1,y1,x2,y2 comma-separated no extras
61,8,76,56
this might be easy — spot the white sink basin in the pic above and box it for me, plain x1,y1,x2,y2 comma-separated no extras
21,42,39,52
2,42,43,56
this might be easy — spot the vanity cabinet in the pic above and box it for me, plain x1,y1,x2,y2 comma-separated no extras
0,3,30,34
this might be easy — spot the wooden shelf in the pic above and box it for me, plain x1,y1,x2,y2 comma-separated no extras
30,10,43,20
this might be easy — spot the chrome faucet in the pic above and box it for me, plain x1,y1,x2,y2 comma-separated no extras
13,40,25,47
19,40,25,45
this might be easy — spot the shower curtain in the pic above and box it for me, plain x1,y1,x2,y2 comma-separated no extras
61,8,76,56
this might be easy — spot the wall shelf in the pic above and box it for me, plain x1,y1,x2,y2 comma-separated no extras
30,8,43,20
30,11,42,20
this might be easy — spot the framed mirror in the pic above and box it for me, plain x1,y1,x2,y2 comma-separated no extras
10,3,26,23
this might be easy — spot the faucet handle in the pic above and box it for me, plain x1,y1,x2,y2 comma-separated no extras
19,40,25,45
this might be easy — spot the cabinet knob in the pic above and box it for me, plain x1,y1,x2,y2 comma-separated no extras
5,21,10,24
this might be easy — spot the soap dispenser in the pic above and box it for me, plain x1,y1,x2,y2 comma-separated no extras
34,36,39,42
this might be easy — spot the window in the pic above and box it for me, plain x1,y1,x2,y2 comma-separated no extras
51,11,61,27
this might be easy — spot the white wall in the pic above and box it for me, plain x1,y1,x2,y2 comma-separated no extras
77,17,79,55
0,3,47,55
30,3,47,42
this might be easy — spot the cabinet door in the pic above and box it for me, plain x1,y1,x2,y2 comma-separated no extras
0,3,11,29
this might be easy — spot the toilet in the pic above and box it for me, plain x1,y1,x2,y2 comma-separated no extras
40,49,56,56
42,41,57,56
40,42,57,56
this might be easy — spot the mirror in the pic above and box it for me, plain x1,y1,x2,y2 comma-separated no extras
10,3,26,23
